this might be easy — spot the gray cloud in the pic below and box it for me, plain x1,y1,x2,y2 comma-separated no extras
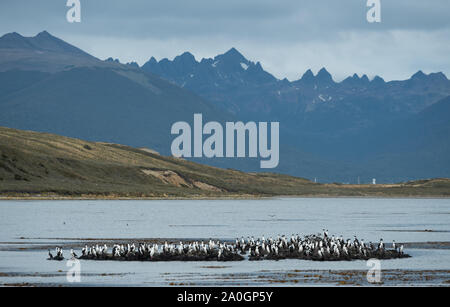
0,0,449,80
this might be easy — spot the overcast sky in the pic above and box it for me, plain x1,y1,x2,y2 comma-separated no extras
0,0,449,81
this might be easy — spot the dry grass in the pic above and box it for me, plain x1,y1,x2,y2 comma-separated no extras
1,126,449,198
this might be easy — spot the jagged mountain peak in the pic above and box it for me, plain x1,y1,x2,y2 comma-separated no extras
105,57,120,63
35,30,52,38
411,70,427,79
428,72,448,81
317,67,330,75
298,69,314,83
126,61,139,68
371,75,385,84
174,51,196,63
342,73,367,86
215,47,248,63
224,47,244,57
302,69,314,77
410,70,449,83
297,68,334,84
316,67,334,83
253,61,263,70
146,56,158,65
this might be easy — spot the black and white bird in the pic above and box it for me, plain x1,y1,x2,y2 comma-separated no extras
49,229,407,262
378,239,384,250
70,249,78,259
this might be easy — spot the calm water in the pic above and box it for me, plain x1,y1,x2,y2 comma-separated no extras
0,198,449,286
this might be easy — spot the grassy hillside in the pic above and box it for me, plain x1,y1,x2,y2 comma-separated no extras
0,126,449,198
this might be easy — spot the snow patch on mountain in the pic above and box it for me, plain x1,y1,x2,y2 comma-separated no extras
240,62,249,70
318,94,332,102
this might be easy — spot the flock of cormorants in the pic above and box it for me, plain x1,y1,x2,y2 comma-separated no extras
47,230,410,262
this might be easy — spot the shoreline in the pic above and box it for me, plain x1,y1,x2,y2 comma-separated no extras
2,269,450,287
1,194,450,201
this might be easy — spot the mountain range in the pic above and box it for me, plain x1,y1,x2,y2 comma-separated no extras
142,48,449,143
142,47,450,182
0,31,228,156
0,31,449,183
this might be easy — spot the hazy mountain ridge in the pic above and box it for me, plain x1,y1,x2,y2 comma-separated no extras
0,31,107,73
141,48,450,182
0,31,230,155
142,49,450,126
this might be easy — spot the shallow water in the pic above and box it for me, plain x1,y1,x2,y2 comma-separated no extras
0,198,449,286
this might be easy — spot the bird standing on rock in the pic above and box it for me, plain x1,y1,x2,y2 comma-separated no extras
70,249,78,259
48,231,409,262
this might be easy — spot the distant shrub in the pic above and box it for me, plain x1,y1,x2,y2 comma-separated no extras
83,144,92,150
